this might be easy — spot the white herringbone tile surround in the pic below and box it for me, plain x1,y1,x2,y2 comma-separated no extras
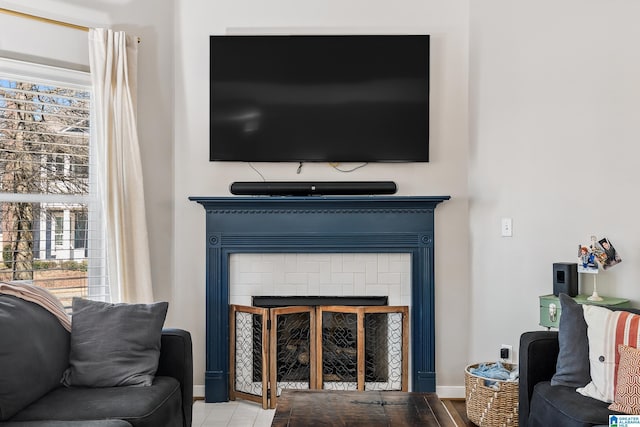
229,253,411,307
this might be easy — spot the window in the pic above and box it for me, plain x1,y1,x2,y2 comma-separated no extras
74,210,88,250
0,57,108,308
48,154,67,178
53,211,64,247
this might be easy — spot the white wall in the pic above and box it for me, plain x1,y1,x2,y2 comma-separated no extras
468,0,640,365
174,0,471,396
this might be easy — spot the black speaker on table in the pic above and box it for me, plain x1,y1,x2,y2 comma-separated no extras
553,262,578,297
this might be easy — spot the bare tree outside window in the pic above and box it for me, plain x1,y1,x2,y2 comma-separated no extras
0,64,105,308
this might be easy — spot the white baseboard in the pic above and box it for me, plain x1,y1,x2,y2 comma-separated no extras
193,385,205,400
435,385,465,399
194,384,466,400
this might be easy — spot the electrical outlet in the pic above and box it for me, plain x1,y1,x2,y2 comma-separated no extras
500,344,513,363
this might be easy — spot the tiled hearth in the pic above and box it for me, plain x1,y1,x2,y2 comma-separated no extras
190,195,449,402
192,400,274,427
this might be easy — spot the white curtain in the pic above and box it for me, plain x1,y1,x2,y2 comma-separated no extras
88,28,154,303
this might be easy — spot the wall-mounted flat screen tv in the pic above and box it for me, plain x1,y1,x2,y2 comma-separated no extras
209,34,430,162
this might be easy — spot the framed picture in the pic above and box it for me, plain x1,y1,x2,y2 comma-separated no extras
598,237,622,270
577,244,599,274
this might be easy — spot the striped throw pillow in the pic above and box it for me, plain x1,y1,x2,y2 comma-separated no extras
577,305,640,403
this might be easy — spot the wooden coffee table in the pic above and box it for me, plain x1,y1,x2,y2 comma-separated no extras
271,389,456,426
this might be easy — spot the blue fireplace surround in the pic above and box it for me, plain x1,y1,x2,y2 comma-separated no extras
189,195,449,402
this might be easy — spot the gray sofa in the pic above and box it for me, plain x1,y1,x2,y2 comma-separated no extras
519,330,616,427
0,295,193,427
519,294,640,427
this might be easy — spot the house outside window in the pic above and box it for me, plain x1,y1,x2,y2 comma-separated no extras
0,57,108,308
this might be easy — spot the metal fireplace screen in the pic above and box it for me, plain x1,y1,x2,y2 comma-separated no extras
229,305,269,408
230,304,408,409
269,306,316,405
318,306,408,392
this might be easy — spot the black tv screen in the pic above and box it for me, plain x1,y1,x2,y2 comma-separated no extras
210,34,430,162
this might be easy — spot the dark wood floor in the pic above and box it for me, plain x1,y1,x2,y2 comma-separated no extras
441,399,476,427
197,396,477,426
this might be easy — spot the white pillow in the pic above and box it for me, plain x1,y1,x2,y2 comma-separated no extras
577,305,640,403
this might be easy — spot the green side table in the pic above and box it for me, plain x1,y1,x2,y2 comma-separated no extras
539,294,631,328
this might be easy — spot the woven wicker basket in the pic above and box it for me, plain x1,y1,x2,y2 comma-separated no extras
465,362,519,427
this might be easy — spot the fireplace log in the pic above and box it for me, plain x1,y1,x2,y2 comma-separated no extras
298,351,310,365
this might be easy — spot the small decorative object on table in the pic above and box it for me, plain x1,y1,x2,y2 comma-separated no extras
577,235,622,302
465,361,519,426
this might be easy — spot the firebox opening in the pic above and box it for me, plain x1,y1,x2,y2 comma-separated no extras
250,296,390,385
252,295,388,308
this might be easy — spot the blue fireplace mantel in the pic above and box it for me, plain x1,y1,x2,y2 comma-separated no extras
189,195,450,402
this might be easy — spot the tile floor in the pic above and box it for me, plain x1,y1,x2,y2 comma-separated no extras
192,400,275,427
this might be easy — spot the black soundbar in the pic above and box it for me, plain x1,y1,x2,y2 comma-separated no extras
230,181,397,196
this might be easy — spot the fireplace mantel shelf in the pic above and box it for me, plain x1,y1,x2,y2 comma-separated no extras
189,195,449,208
190,195,450,402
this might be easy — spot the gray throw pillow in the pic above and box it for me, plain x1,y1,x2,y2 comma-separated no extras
550,293,591,387
61,297,168,387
